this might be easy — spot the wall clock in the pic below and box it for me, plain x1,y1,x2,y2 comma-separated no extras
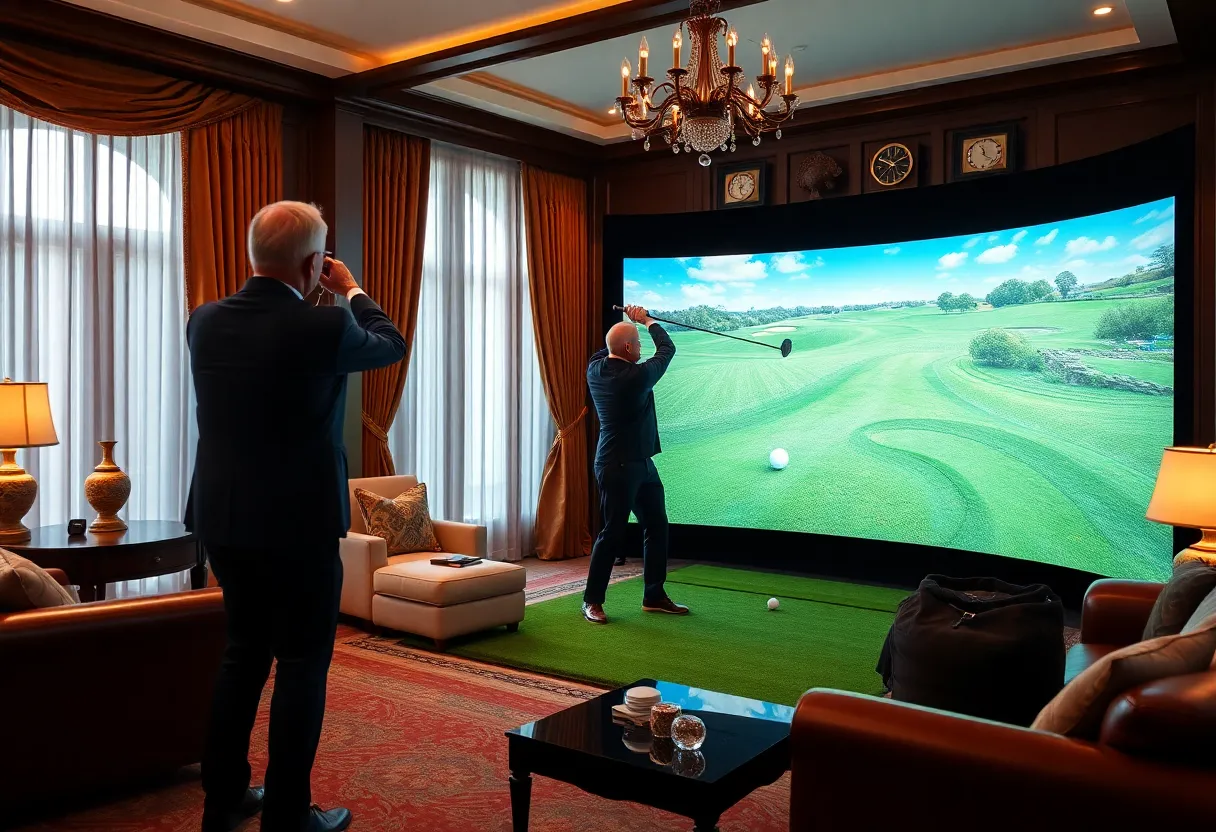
869,142,914,187
716,161,767,209
952,123,1019,180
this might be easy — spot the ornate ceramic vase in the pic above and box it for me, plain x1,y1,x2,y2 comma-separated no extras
85,440,130,533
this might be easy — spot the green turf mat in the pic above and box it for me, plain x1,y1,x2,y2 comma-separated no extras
439,576,895,705
667,564,910,613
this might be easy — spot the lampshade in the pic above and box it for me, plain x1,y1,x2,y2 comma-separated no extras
1146,445,1216,529
0,379,59,448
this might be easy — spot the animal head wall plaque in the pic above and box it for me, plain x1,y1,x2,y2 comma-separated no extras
796,152,843,199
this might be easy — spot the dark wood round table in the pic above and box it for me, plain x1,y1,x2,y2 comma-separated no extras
9,520,207,601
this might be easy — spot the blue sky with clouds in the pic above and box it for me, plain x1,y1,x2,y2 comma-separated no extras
623,197,1175,311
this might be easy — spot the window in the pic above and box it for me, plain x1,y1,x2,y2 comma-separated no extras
0,104,193,596
388,143,553,561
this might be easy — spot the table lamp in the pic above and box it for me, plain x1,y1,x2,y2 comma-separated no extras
0,378,59,545
1146,444,1216,566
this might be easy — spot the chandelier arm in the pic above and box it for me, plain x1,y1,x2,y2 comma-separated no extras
621,95,680,132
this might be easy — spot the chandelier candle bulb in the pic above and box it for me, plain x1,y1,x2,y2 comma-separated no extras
673,28,682,70
747,83,756,116
621,58,631,96
727,27,738,66
761,32,770,69
638,36,649,78
768,46,778,77
784,54,794,94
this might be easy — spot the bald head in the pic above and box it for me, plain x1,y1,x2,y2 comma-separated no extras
248,201,328,294
607,321,642,363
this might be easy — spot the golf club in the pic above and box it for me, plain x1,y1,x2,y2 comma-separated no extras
613,305,792,358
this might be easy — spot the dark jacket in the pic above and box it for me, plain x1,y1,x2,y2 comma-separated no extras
587,322,676,469
185,277,406,547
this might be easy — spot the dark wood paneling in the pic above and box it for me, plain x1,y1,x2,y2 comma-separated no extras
1195,80,1216,442
1167,0,1216,68
1055,96,1196,163
341,0,766,95
0,0,327,101
607,169,693,215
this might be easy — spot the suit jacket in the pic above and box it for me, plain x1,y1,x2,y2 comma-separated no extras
586,322,676,469
185,277,406,548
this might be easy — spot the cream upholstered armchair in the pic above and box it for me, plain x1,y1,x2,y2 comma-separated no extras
339,475,487,621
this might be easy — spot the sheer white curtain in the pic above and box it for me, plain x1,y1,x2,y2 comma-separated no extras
0,104,194,597
388,143,553,562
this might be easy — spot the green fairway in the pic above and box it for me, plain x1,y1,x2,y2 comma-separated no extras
445,569,896,705
641,299,1174,581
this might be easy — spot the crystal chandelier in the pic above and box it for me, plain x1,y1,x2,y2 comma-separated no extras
614,0,799,166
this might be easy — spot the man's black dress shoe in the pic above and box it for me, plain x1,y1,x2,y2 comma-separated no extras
305,806,353,832
613,556,627,566
201,786,265,832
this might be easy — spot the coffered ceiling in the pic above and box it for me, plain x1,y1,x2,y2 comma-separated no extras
61,0,1179,143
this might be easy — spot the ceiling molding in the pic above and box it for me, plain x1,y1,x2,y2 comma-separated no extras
340,0,767,96
177,0,378,62
463,72,620,128
1,0,329,100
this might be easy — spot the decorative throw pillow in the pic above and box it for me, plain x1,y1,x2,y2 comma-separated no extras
1181,584,1216,640
1031,618,1216,739
1142,561,1216,640
0,548,78,612
354,484,442,556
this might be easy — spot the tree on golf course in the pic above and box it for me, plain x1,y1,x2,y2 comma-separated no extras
969,328,1041,369
1094,296,1174,341
936,292,955,312
1029,279,1053,300
986,278,1033,308
1054,271,1078,298
954,293,978,311
1151,243,1175,277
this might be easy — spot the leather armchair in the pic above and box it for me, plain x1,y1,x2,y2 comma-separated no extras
339,475,487,621
0,580,226,815
790,579,1216,830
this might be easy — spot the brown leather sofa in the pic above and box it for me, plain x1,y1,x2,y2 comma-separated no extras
0,572,226,815
791,579,1216,830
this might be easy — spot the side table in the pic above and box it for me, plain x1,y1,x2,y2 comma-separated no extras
8,520,206,601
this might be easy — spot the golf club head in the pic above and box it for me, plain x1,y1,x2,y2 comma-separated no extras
780,339,793,358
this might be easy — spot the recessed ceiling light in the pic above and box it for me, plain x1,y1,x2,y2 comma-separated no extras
1093,5,1113,15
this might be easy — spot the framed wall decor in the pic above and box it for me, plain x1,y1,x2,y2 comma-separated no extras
716,161,767,209
952,122,1020,180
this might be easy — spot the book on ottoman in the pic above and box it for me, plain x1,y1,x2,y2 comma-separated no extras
430,554,482,567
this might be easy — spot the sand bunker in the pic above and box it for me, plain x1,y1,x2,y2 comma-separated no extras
1006,327,1062,335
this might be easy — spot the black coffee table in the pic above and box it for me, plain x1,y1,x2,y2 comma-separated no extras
506,679,794,831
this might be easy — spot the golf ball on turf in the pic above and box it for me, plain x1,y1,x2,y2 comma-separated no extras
769,448,789,470
767,597,780,611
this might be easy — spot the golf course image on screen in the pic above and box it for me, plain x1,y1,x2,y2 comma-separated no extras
623,198,1177,581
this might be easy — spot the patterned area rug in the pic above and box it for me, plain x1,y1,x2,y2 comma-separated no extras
17,633,789,831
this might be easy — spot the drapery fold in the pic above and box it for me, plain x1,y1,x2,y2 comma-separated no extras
522,165,593,561
183,102,283,312
361,127,430,477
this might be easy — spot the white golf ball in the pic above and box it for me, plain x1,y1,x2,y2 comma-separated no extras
767,597,780,611
769,448,789,470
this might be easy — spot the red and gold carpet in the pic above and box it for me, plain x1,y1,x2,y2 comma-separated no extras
19,628,788,831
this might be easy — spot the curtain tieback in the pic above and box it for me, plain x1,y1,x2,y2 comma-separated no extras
361,411,389,443
558,406,588,440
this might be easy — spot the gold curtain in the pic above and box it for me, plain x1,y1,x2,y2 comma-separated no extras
0,38,256,135
183,103,283,312
522,165,593,561
0,37,282,312
360,127,431,477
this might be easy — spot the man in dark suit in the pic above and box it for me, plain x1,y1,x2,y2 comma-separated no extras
189,201,406,832
582,304,689,624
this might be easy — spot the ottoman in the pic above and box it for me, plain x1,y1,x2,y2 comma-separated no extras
371,556,526,649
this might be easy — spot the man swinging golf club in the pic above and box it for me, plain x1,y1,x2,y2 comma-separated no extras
582,304,689,624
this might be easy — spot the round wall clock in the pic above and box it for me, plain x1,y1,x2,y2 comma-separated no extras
966,137,1003,171
870,142,913,187
727,171,757,202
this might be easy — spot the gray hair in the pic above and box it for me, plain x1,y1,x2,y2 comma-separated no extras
247,201,328,274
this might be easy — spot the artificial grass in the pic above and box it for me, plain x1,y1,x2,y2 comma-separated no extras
442,569,897,706
668,564,909,613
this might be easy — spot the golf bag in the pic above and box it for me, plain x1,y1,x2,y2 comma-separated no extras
876,575,1065,726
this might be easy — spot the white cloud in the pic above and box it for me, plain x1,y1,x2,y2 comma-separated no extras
1064,259,1089,269
987,234,1000,242
1064,235,1118,256
1121,254,1152,268
680,283,727,304
1130,221,1174,251
983,277,1003,284
686,254,768,283
1135,203,1174,224
1011,230,1028,244
1034,229,1058,246
771,253,805,274
976,244,1018,264
676,257,690,263
937,251,969,269
639,290,665,305
883,247,901,255
963,236,983,249
623,279,639,288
